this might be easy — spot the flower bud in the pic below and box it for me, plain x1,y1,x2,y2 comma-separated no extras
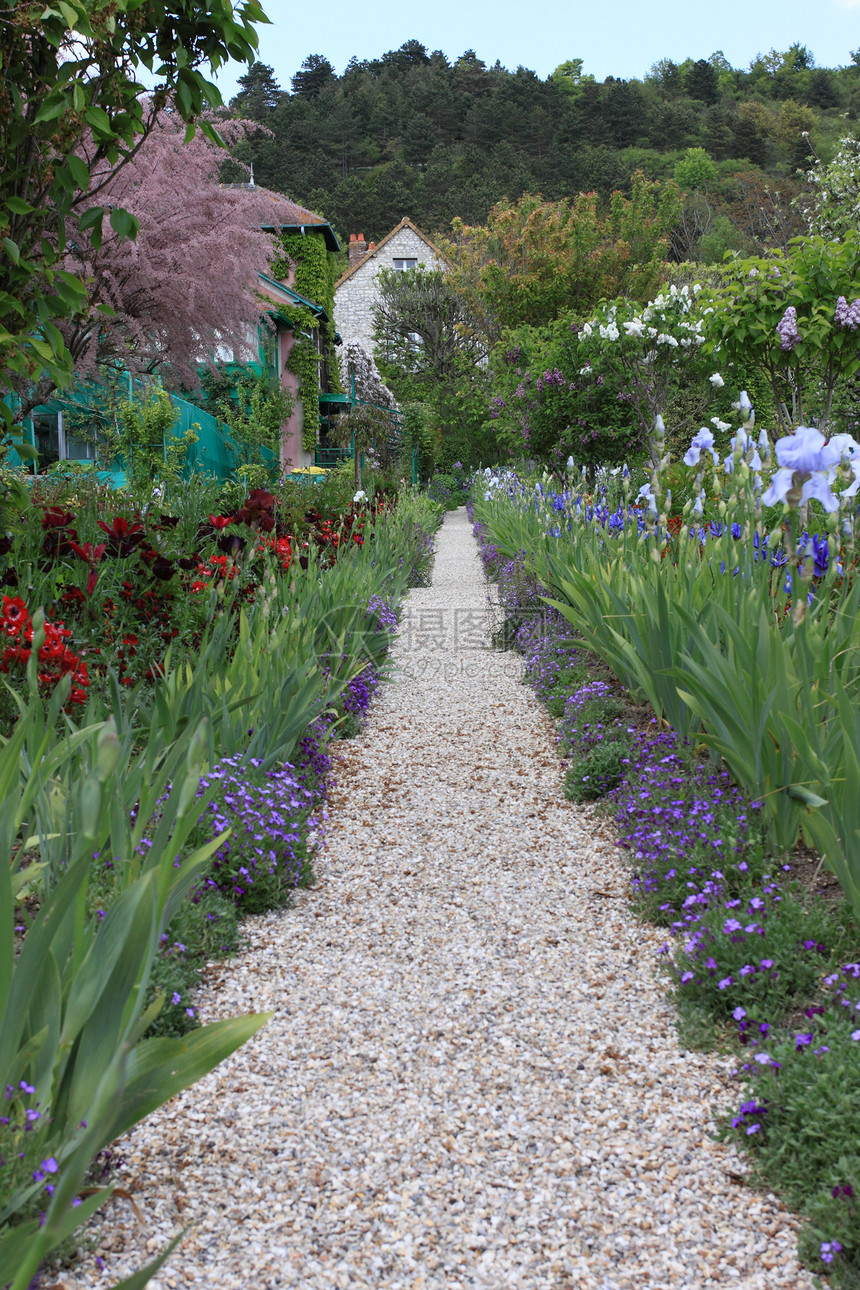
96,720,122,781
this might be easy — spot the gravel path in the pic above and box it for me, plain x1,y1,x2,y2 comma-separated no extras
64,509,813,1290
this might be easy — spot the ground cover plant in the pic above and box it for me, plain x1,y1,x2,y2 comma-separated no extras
0,473,442,1288
471,459,860,1286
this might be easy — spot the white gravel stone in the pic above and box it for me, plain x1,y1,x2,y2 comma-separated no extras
60,508,813,1290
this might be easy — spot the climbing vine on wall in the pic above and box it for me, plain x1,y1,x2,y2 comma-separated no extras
271,232,342,451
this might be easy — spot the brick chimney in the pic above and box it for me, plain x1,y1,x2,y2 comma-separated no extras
348,233,367,268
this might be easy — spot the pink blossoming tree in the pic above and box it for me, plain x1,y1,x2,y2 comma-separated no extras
19,109,290,414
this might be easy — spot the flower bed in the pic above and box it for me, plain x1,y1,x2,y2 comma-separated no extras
474,485,860,1286
0,475,442,1287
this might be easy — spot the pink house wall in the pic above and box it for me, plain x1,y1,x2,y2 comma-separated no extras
279,328,302,471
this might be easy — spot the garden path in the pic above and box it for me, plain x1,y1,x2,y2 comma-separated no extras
65,508,813,1290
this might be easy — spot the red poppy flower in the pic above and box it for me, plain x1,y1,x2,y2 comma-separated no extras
1,595,29,635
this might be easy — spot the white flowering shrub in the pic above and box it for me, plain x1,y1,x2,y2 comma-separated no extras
800,137,860,241
577,284,710,464
338,340,398,410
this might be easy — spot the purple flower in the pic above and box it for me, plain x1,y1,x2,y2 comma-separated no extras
776,306,800,351
683,427,718,468
835,296,860,330
762,426,842,513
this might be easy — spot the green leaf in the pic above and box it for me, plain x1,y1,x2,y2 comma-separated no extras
33,94,69,125
77,205,104,250
0,1219,41,1286
78,205,103,230
787,784,828,808
10,439,38,461
107,1014,272,1142
56,1,80,28
85,104,112,136
3,238,21,265
5,197,34,215
66,154,90,189
109,207,139,240
11,861,46,898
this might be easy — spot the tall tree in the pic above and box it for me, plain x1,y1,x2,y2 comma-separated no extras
20,110,285,412
291,54,335,98
685,58,719,104
443,175,681,338
380,40,431,71
372,267,486,386
232,61,285,120
0,0,267,421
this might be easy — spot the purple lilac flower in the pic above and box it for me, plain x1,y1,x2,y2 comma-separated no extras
835,297,860,329
776,306,800,351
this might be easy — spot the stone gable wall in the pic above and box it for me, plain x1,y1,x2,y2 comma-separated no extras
334,227,446,354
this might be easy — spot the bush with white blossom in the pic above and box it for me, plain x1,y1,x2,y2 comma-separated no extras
576,284,712,465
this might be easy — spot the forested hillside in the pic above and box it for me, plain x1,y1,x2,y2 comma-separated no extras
226,41,860,257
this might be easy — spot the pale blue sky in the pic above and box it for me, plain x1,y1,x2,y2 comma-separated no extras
212,0,859,100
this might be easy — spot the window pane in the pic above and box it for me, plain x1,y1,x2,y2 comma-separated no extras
66,437,96,461
32,415,60,468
